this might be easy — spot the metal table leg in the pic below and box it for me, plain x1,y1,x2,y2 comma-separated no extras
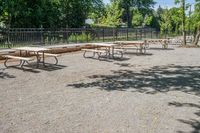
42,52,45,66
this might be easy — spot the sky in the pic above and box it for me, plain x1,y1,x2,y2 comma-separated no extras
103,0,196,10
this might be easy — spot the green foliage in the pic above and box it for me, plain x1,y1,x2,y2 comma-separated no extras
0,0,104,28
144,15,153,26
99,0,123,27
132,9,143,27
68,32,91,42
113,0,155,27
88,1,105,23
159,8,182,35
190,1,200,30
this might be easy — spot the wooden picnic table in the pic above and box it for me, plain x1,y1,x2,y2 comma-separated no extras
115,41,147,53
88,43,120,58
145,39,169,48
13,47,50,67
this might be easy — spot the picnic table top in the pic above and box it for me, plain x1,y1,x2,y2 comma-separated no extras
88,43,119,47
145,39,168,41
115,41,145,44
13,47,50,52
44,43,88,49
0,49,16,54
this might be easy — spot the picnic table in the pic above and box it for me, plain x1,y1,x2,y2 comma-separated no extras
82,43,123,59
2,46,60,69
91,43,119,58
145,39,169,48
13,47,50,67
115,41,147,53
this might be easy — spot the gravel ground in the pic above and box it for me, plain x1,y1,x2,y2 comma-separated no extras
1,45,200,133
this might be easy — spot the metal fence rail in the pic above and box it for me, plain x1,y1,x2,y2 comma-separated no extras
0,27,161,48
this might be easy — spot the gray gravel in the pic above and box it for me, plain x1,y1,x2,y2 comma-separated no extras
1,45,200,133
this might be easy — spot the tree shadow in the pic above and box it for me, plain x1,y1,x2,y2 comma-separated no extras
23,63,67,72
124,51,153,56
149,48,174,51
67,64,200,96
0,69,16,79
114,63,141,68
33,64,67,72
169,101,200,133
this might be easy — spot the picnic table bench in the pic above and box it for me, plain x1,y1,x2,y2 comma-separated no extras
82,43,124,59
82,49,108,59
3,55,34,68
38,53,61,65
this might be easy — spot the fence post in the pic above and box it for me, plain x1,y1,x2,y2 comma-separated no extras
103,28,105,42
126,28,128,41
112,28,115,41
136,29,138,40
116,28,118,41
66,29,69,44
40,28,44,45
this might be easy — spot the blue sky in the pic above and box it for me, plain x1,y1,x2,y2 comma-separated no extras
103,0,196,9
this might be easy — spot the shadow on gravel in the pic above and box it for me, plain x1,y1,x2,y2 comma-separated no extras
124,51,153,56
114,63,142,68
3,63,67,73
22,63,67,72
0,70,16,79
67,64,200,96
34,64,67,72
149,48,174,51
84,57,130,62
169,101,200,133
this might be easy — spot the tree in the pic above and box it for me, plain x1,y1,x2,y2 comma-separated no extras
112,0,155,27
160,9,173,35
175,0,186,45
191,0,200,45
131,9,143,27
88,0,105,24
0,0,104,28
99,0,123,27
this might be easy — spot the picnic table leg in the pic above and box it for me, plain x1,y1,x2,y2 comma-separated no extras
163,40,168,49
42,52,45,66
108,47,111,57
36,52,40,68
139,44,143,53
112,46,114,58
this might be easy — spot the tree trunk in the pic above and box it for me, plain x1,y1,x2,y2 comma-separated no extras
193,28,197,43
193,28,200,46
126,6,132,28
182,0,186,46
